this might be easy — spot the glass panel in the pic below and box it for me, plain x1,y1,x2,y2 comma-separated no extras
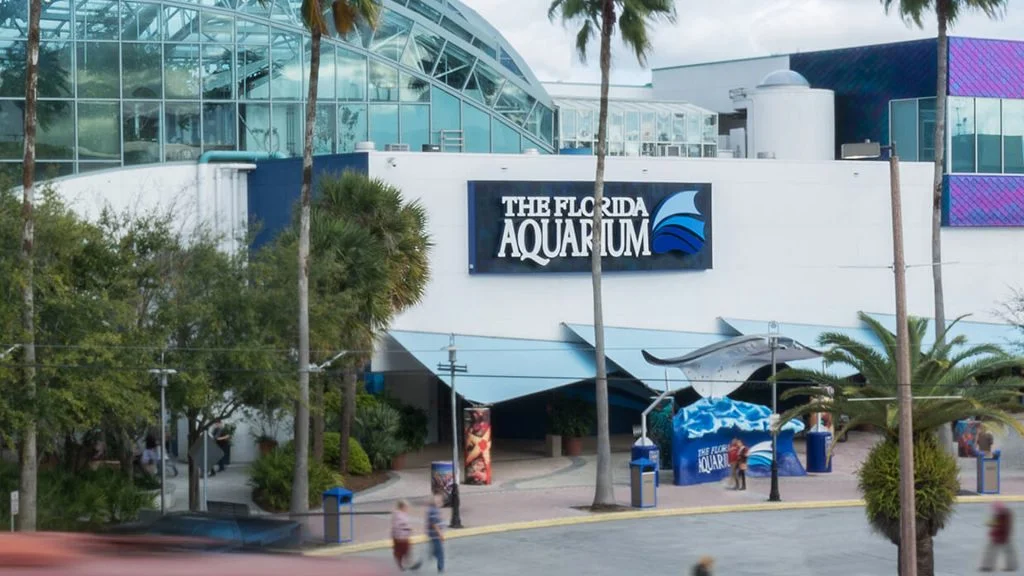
304,42,335,100
368,59,398,102
578,109,593,142
38,100,75,159
123,100,160,165
370,9,412,62
164,43,201,99
33,162,75,180
0,100,24,159
640,111,655,142
1003,99,1024,175
656,112,671,141
491,116,520,153
121,1,162,41
337,104,366,152
463,60,504,107
538,105,553,145
271,31,302,100
703,114,718,143
313,104,335,155
976,98,1001,173
400,105,429,150
401,28,445,76
400,71,429,103
0,0,28,40
75,0,120,40
0,41,25,97
237,0,269,18
122,42,162,99
202,102,236,152
267,0,297,26
337,48,366,101
918,97,936,162
236,18,269,45
949,96,975,173
41,0,73,40
37,41,73,98
369,104,398,149
271,103,302,156
560,109,576,143
890,99,918,162
201,13,233,43
608,110,623,142
434,42,473,91
406,0,442,23
430,86,459,143
202,44,233,99
164,101,201,161
76,41,119,98
703,144,716,157
463,103,489,153
687,113,700,144
439,16,472,43
78,161,120,172
471,38,496,60
164,6,199,42
238,102,271,151
495,82,535,126
237,45,269,99
78,101,120,161
499,46,526,80
671,113,684,143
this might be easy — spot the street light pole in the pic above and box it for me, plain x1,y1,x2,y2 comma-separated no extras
437,334,466,529
149,368,177,515
768,321,781,503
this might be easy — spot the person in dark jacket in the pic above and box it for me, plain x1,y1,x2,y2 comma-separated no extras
981,502,1017,571
692,556,714,576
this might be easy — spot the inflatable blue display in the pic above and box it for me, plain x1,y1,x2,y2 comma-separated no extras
672,397,806,486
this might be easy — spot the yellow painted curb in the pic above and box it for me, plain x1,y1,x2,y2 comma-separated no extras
304,493,1024,557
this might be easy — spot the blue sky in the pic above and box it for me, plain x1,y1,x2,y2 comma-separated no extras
461,0,1024,85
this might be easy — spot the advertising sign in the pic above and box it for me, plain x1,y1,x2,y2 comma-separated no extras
467,181,712,274
464,407,492,485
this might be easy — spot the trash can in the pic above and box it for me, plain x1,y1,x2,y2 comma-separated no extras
631,438,661,486
430,461,455,507
977,450,1001,494
806,431,832,473
322,487,354,544
629,458,657,509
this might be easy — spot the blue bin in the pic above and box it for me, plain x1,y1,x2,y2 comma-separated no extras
430,461,455,507
631,442,660,486
806,431,832,473
322,487,354,544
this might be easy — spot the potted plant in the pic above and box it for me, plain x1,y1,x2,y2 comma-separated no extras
249,406,284,457
550,396,594,457
392,401,428,468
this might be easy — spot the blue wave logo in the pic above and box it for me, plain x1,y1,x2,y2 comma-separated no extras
650,190,706,255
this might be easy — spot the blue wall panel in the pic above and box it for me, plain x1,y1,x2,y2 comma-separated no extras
246,153,369,248
790,39,937,157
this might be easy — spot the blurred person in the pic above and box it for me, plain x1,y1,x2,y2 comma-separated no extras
727,438,740,489
978,424,995,458
140,434,159,477
391,500,421,571
736,439,749,491
211,421,231,474
425,492,446,573
692,556,714,576
981,502,1017,572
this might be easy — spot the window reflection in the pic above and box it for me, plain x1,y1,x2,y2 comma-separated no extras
78,101,121,160
164,43,201,99
369,60,398,101
165,6,200,42
164,101,200,161
76,0,120,40
202,102,236,152
76,41,120,98
238,45,270,99
337,48,366,101
976,98,1001,174
370,10,412,62
464,60,504,107
122,42,163,99
369,104,398,149
560,109,576,144
401,105,429,151
918,98,935,162
431,86,460,142
38,100,75,159
304,42,335,100
41,0,73,40
314,104,335,155
401,29,445,76
121,1,162,42
0,0,28,40
200,13,233,43
434,42,473,91
0,101,24,159
202,44,233,99
39,41,73,98
495,82,535,127
123,101,160,165
272,103,302,156
0,41,27,97
270,31,302,100
238,102,271,151
1004,100,1024,174
400,71,429,103
463,103,490,153
949,96,975,173
890,99,918,161
338,104,366,152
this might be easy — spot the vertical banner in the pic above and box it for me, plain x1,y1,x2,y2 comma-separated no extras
464,407,492,485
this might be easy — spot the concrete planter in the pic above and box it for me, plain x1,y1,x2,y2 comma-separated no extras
545,434,562,458
562,436,583,457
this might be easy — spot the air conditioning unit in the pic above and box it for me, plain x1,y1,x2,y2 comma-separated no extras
384,143,410,152
421,144,441,152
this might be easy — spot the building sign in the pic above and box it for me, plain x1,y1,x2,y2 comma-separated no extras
467,181,712,274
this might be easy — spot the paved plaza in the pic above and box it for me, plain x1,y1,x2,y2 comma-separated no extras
351,502,1023,576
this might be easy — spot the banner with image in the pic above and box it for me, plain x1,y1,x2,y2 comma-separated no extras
464,407,492,485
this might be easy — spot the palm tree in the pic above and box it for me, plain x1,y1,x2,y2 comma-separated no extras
292,0,379,515
548,0,676,508
17,0,42,531
778,312,1024,576
309,172,430,476
881,0,1006,347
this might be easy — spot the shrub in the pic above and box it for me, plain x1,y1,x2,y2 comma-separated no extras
549,395,595,438
249,449,344,513
283,434,372,476
356,402,404,470
385,398,428,453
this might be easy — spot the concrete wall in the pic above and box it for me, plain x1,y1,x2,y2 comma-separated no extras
651,56,790,113
364,150,1024,341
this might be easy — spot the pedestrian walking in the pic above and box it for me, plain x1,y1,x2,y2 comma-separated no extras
426,492,446,573
981,502,1017,572
391,500,421,571
736,439,749,491
692,556,714,576
727,439,740,489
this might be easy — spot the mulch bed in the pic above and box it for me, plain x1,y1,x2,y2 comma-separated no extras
345,470,392,493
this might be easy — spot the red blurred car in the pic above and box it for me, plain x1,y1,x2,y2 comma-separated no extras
0,532,392,576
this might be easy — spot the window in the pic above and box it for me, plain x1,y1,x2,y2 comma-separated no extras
338,104,367,152
338,48,366,101
313,104,335,155
368,60,398,101
0,41,26,97
463,103,490,153
559,109,576,145
272,103,302,156
890,99,918,161
0,0,27,40
431,86,460,141
434,42,473,91
76,0,120,40
238,103,271,151
164,101,200,161
976,98,1001,174
270,32,301,100
237,45,270,99
370,104,398,149
491,117,520,153
0,101,24,159
164,6,199,42
370,10,412,62
401,105,429,151
463,60,504,107
949,96,975,173
400,71,429,103
121,1,162,41
200,13,233,43
918,98,935,162
164,43,201,100
401,28,445,76
123,101,160,165
123,42,162,99
202,44,233,99
1004,100,1024,174
76,42,120,98
202,102,236,152
39,41,73,98
304,42,335,100
78,101,121,161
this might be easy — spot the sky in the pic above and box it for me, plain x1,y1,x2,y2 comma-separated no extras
459,0,1024,85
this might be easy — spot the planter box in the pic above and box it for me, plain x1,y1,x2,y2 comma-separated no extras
545,434,562,458
390,453,407,471
562,436,583,457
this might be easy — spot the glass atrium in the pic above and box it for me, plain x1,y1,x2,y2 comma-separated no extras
0,0,555,180
553,98,719,158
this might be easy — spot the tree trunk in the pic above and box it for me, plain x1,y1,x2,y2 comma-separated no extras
339,366,357,476
187,418,199,511
17,0,42,533
291,25,320,515
932,8,948,345
590,0,615,509
311,376,324,464
917,534,935,576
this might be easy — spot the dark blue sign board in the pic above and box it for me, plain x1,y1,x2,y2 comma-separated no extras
467,181,712,274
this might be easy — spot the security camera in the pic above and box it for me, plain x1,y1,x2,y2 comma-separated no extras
387,157,398,168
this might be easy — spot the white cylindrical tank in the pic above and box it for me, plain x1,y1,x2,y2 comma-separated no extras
747,70,835,162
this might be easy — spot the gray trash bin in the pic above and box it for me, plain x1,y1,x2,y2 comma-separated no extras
629,458,657,509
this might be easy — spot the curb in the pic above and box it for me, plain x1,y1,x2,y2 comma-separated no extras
304,493,1024,557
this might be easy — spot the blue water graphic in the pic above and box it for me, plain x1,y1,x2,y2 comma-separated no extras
650,190,706,256
676,397,805,440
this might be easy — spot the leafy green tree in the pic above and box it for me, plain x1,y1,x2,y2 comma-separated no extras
548,0,675,508
778,312,1024,576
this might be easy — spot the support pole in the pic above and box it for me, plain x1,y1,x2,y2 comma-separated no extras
159,374,167,514
202,428,208,512
768,322,781,502
438,335,466,529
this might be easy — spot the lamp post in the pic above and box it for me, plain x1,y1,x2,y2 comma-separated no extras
768,321,781,503
148,368,177,515
841,139,916,575
437,334,466,529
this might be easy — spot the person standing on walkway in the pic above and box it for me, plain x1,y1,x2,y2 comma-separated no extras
981,502,1017,571
736,439,749,491
692,556,714,576
727,439,740,489
426,492,446,573
391,500,421,571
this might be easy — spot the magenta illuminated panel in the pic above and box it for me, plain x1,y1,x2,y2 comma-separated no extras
948,37,1024,99
946,175,1024,227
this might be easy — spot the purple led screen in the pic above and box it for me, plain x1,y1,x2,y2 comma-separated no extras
946,175,1024,227
948,37,1024,99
